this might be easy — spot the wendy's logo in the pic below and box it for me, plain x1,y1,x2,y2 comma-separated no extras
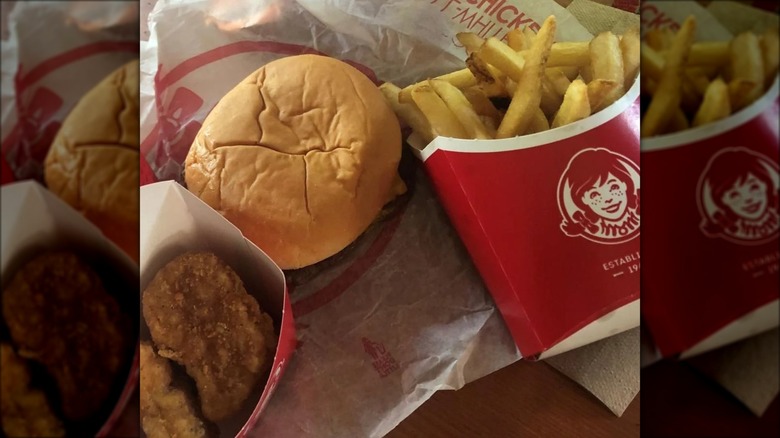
698,147,779,245
558,148,641,244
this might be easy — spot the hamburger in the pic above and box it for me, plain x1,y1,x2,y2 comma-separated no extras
44,60,140,261
185,55,405,269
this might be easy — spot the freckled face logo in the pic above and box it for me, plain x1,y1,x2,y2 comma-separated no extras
558,148,641,244
698,147,779,245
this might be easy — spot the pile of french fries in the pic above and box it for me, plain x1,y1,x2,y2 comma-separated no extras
641,16,780,137
380,15,640,144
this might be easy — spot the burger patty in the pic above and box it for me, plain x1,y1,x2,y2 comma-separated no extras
142,251,276,422
1,251,131,421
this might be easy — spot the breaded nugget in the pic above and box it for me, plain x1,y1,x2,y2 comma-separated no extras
1,343,65,438
140,343,208,438
143,252,276,421
2,251,131,421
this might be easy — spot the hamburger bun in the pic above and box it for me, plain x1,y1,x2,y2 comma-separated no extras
44,60,140,261
185,55,404,269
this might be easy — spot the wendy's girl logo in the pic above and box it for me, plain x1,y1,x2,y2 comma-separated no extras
558,148,641,244
698,147,779,245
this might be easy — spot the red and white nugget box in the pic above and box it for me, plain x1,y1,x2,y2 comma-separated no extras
642,78,779,359
411,79,641,359
0,180,138,437
139,181,296,437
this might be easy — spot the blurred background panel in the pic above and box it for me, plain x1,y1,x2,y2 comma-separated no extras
1,1,140,437
639,1,779,437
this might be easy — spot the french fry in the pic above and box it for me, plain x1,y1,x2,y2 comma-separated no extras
727,78,759,111
641,16,696,138
557,66,580,81
467,53,496,85
620,26,640,90
545,68,572,96
435,68,479,88
729,32,765,108
462,87,502,120
665,108,690,134
398,69,478,103
411,85,468,139
479,115,499,137
504,78,517,95
540,77,564,118
579,64,594,83
760,28,779,88
697,65,721,79
641,75,657,97
685,67,712,95
527,108,550,134
548,42,591,67
687,42,729,67
640,42,665,81
496,16,556,138
479,80,508,97
589,31,625,111
523,26,536,46
379,82,436,144
646,28,674,50
692,78,731,127
680,76,704,114
506,28,527,51
457,32,486,55
587,79,620,112
552,79,591,128
430,79,493,139
477,37,526,82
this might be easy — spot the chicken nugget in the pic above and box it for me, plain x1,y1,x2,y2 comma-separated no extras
2,251,131,421
142,252,276,421
140,342,209,438
1,343,65,438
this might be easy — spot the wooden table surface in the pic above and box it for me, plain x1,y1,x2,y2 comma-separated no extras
388,359,640,438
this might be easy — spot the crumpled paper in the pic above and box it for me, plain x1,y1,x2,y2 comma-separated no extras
141,0,639,435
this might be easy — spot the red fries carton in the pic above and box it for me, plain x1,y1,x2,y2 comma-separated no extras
412,80,641,359
0,181,138,437
139,181,296,437
642,79,779,358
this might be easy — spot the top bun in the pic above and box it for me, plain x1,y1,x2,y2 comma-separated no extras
185,55,403,269
44,60,140,260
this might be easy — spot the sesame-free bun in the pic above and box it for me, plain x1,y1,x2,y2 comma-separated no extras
44,60,140,261
185,55,403,269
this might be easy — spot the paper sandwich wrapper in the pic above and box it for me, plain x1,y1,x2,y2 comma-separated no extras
140,181,296,437
410,78,641,359
0,180,138,437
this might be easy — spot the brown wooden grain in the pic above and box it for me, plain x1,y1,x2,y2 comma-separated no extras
387,360,639,438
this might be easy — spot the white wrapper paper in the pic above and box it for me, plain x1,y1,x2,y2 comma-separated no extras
141,1,638,435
